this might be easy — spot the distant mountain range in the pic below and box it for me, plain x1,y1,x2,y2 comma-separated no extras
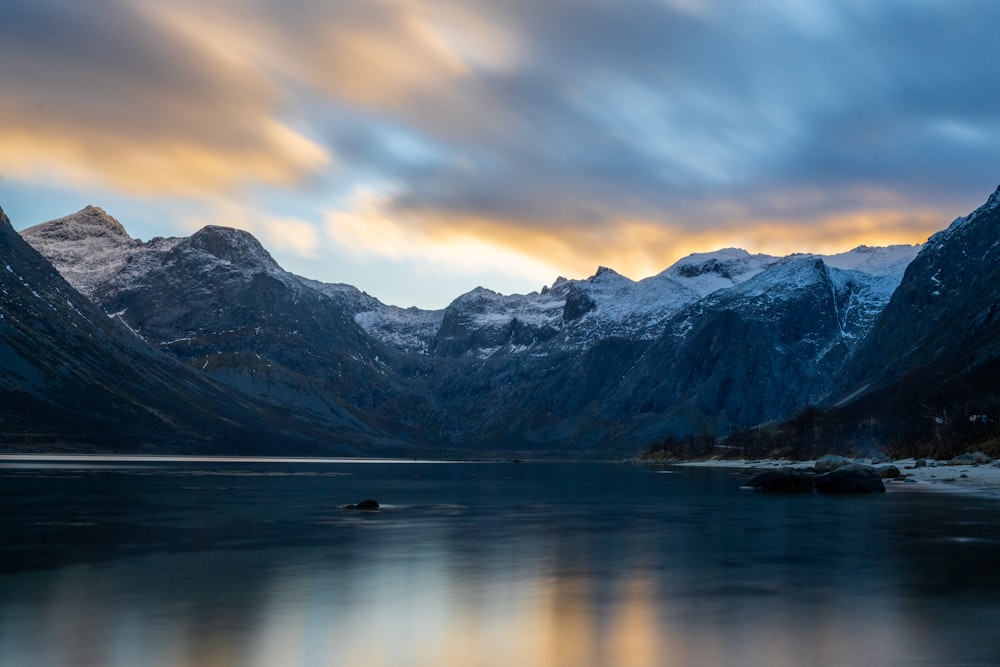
4,186,999,457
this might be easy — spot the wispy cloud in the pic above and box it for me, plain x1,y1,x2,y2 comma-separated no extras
2,0,998,306
0,0,329,196
178,200,322,259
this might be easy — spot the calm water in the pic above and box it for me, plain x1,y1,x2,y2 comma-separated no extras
2,459,1000,667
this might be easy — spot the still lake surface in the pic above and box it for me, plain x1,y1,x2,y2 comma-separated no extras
2,458,1000,667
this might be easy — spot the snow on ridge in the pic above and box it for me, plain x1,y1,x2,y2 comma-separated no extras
20,203,922,357
355,306,444,354
820,244,920,276
661,248,782,298
359,242,919,354
724,254,828,300
21,207,146,298
23,205,131,242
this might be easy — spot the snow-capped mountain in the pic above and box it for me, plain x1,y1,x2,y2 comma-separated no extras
18,202,924,453
24,209,918,365
351,245,917,360
837,185,1000,397
24,217,439,440
0,205,373,454
719,185,1000,459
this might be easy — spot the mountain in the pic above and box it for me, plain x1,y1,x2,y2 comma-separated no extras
829,185,1000,453
838,187,1000,392
0,205,376,454
355,249,781,358
19,204,921,454
715,185,1000,459
484,247,919,450
22,212,436,445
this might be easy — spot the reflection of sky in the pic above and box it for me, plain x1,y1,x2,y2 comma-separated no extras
0,522,994,667
4,463,1000,666
1,1,998,308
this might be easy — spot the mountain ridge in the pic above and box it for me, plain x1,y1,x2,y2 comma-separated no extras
695,184,1000,460
2,204,367,454
16,192,990,456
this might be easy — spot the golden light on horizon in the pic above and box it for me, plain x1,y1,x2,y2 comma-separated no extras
319,186,944,291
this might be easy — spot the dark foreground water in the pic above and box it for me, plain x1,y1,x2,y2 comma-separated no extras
2,459,1000,667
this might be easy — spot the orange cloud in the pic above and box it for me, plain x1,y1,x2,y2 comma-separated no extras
323,187,559,285
0,0,526,198
287,1,520,106
0,2,330,197
0,119,329,197
323,186,942,289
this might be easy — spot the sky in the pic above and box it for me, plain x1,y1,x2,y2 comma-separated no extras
1,0,998,309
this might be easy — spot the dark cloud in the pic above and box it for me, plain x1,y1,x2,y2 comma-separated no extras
334,0,1000,233
2,0,997,243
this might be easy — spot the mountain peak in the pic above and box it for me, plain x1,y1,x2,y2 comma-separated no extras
24,205,131,242
186,225,280,271
973,184,1000,222
961,183,1000,221
987,183,1000,206
590,266,626,282
929,184,1000,245
69,205,129,236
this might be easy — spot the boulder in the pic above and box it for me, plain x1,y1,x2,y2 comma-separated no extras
914,458,927,468
343,499,381,510
878,465,902,479
743,468,815,493
814,454,852,474
947,451,992,466
815,464,885,494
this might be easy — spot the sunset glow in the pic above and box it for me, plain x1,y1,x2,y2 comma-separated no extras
1,0,996,307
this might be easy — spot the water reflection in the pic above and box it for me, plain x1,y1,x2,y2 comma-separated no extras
0,546,972,667
2,462,1000,666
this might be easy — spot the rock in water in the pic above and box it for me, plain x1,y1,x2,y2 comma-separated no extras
743,469,815,493
344,499,381,510
815,464,885,494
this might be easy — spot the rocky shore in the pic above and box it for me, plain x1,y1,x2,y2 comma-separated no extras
678,452,1000,496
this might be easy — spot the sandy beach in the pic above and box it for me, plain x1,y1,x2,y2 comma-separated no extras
677,457,1000,496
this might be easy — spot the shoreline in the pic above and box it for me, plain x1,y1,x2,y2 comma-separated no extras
676,457,1000,497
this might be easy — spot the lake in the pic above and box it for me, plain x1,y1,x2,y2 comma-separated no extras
2,458,999,667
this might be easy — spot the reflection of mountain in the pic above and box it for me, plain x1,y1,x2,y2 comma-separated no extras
3,461,996,665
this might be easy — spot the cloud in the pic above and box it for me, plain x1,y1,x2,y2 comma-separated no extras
321,184,945,290
177,200,321,259
0,0,329,196
323,187,559,285
280,0,999,250
1,0,998,294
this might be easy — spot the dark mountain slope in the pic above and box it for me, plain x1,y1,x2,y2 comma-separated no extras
595,256,859,444
23,213,437,442
715,186,1000,459
0,206,373,454
838,186,1000,395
